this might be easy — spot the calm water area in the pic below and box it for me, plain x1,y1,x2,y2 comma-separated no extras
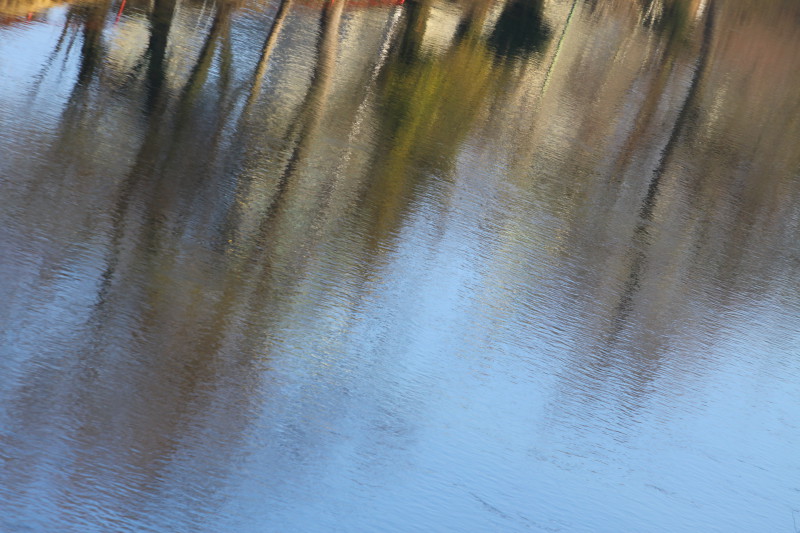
1,0,800,530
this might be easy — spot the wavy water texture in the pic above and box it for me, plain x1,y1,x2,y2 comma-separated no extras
1,0,799,531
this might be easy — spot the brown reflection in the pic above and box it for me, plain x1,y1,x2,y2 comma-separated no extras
439,0,800,431
246,0,293,108
0,0,65,21
1,0,268,524
619,1,715,332
544,0,800,425
4,0,424,525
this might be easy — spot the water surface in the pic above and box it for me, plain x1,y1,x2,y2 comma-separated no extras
1,0,800,531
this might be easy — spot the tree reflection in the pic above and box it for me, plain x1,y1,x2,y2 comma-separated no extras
142,0,176,109
640,0,695,43
487,0,550,59
2,0,800,528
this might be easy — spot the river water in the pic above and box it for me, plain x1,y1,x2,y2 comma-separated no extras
1,0,799,531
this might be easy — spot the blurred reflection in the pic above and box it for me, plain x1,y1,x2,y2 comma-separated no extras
1,0,800,530
0,0,64,22
487,0,550,58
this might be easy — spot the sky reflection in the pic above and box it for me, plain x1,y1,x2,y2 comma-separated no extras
1,0,800,531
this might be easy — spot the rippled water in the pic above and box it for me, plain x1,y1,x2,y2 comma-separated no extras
1,0,800,530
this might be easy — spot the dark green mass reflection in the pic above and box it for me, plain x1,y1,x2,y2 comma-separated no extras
488,0,551,59
640,0,693,45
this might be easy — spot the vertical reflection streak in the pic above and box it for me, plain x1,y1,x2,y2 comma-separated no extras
27,9,78,102
245,0,294,110
608,3,716,340
237,0,346,257
325,6,404,201
538,0,578,99
639,0,716,221
145,0,178,113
